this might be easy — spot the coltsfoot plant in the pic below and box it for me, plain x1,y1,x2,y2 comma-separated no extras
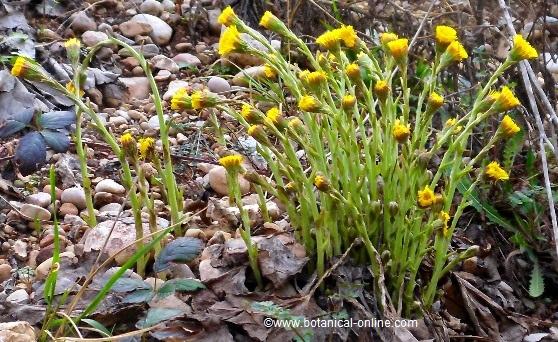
169,8,535,314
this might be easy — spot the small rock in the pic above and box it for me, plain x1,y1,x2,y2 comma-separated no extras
185,228,206,240
70,11,97,33
13,240,27,260
95,179,126,195
109,116,128,126
207,76,230,94
172,53,201,68
119,20,153,38
61,187,87,209
232,66,266,86
175,42,191,52
42,185,62,200
35,251,75,280
148,114,168,129
207,8,222,34
0,321,36,342
20,204,51,221
163,80,188,100
94,191,124,207
144,277,165,291
120,77,150,101
208,166,250,196
131,14,173,45
59,202,79,216
140,0,164,16
26,192,51,208
99,203,122,213
155,70,171,82
161,0,174,11
0,263,12,282
151,55,179,73
81,30,109,47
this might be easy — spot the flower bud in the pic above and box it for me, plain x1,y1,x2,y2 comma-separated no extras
374,80,389,102
314,173,330,192
341,95,356,110
388,201,399,215
247,125,270,145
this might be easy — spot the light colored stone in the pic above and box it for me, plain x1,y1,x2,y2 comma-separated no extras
70,11,97,33
119,20,153,38
172,53,201,68
232,66,266,86
185,228,206,240
95,179,126,195
59,202,79,216
208,166,250,196
109,116,128,126
140,0,164,16
148,114,168,129
35,251,75,280
207,76,230,94
144,277,165,291
99,203,122,213
6,289,29,304
0,321,36,342
20,203,51,221
151,55,179,73
163,80,188,100
81,31,109,47
131,14,173,45
26,192,51,208
61,187,87,209
120,77,150,101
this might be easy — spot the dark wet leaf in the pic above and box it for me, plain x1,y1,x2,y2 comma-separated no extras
157,278,205,299
123,289,154,304
137,308,184,329
10,108,35,124
41,130,71,153
153,237,204,273
15,132,46,176
0,120,26,138
111,278,152,293
39,110,76,129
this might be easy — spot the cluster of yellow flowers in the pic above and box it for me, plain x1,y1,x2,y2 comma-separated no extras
170,88,218,111
119,133,155,161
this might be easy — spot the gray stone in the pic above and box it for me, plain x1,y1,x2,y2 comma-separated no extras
172,53,201,68
118,44,160,58
151,55,179,73
61,187,87,209
81,31,109,47
147,114,168,129
99,203,122,213
119,20,153,38
140,0,164,16
120,77,151,101
131,14,173,45
95,179,126,195
207,76,230,94
20,204,51,221
70,11,97,33
26,192,51,208
6,289,29,304
207,8,222,34
163,80,188,100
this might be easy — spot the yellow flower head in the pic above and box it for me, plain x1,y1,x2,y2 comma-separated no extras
219,154,244,170
303,70,327,86
485,161,509,181
263,64,277,79
171,88,192,111
11,56,29,78
494,86,520,112
191,91,217,109
393,119,411,142
509,34,538,61
265,107,282,125
386,38,408,60
417,185,435,208
314,174,330,192
247,125,269,144
218,6,238,26
374,80,389,100
380,32,398,45
298,95,320,112
446,118,457,127
435,25,457,47
446,40,468,62
439,211,451,236
138,137,155,160
428,92,444,110
64,37,81,49
316,30,340,50
241,103,261,124
288,117,304,132
342,94,356,110
500,115,520,138
120,133,137,158
345,63,360,80
65,82,84,97
218,25,242,56
338,25,358,48
259,11,285,33
120,132,134,146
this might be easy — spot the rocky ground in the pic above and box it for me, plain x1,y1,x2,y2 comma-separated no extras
1,0,558,341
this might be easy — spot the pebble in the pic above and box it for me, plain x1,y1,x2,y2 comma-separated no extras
6,289,29,304
185,228,206,240
130,14,173,45
26,192,52,208
42,185,63,200
232,66,267,86
61,187,87,209
0,263,12,282
155,70,171,82
0,321,36,342
151,55,179,73
99,203,122,213
70,11,97,33
172,53,201,68
81,30,109,47
208,166,251,196
35,251,75,280
175,42,192,52
59,202,79,216
20,204,51,221
109,116,128,126
120,77,151,100
207,76,230,94
118,44,160,58
95,179,126,195
13,240,27,260
128,109,145,121
140,0,164,17
119,20,153,38
94,192,124,207
163,80,188,100
148,114,168,129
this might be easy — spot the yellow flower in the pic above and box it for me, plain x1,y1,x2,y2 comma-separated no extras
342,94,356,110
170,88,192,111
298,95,320,112
11,56,30,78
314,174,330,192
494,86,520,112
263,64,277,78
247,125,269,145
380,32,398,45
303,70,327,86
446,40,468,61
485,161,509,181
259,11,286,34
218,6,238,26
500,115,520,138
65,82,84,97
386,38,408,60
138,137,155,160
446,118,457,127
439,211,451,236
338,25,358,48
417,185,436,208
374,80,389,100
219,154,244,170
64,38,81,49
288,117,304,132
345,63,360,80
509,34,538,61
218,25,242,56
241,103,261,124
435,25,457,47
191,91,217,109
120,132,137,158
392,119,410,142
265,107,283,125
428,92,444,110
316,30,339,50
120,132,134,146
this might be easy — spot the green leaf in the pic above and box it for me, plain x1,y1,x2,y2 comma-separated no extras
123,289,154,304
111,278,151,292
153,237,203,273
529,261,544,298
157,278,205,298
81,319,112,337
137,308,184,328
502,127,524,170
